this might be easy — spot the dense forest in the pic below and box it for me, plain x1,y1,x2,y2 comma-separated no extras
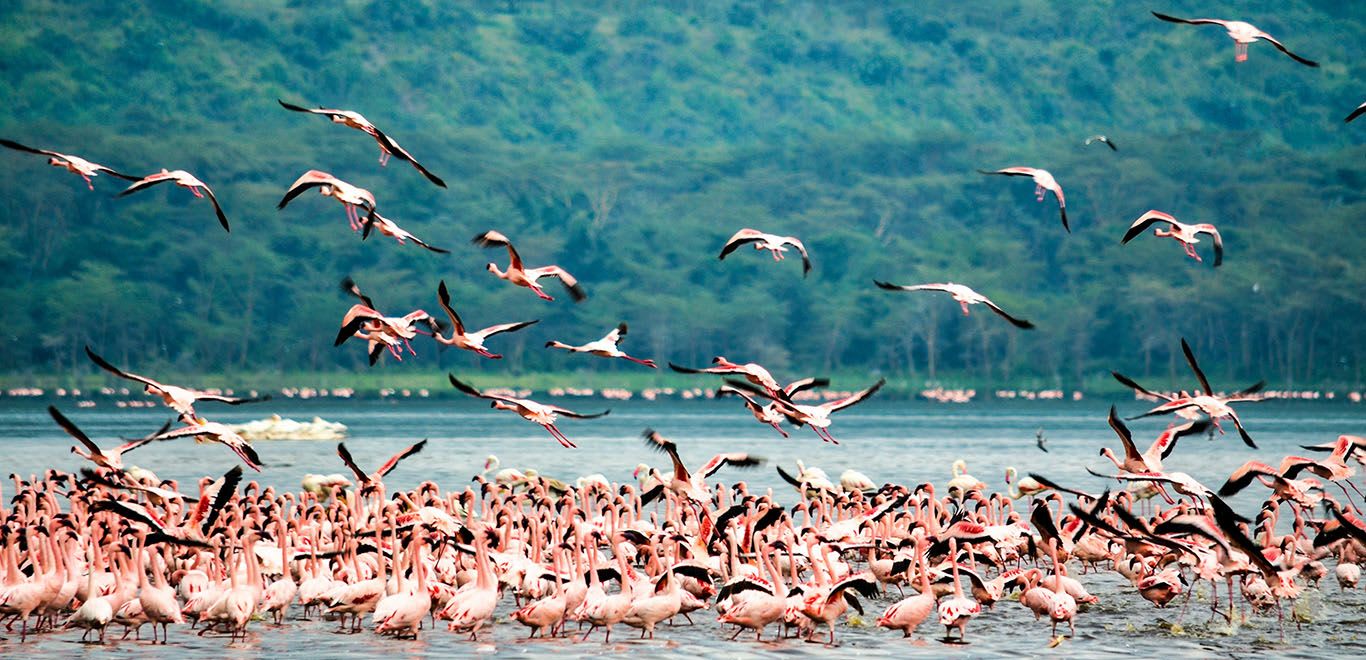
0,1,1363,393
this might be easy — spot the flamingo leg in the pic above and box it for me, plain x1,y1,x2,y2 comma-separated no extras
378,147,390,166
81,173,94,190
960,301,971,316
1235,42,1248,62
532,286,554,301
190,186,204,198
1035,184,1046,201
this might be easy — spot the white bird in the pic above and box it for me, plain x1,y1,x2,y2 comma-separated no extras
360,212,448,253
449,374,608,448
1121,210,1223,267
118,168,230,232
0,138,138,189
546,323,657,368
278,170,378,232
425,280,538,359
1152,12,1318,67
472,230,587,302
979,167,1069,232
278,99,445,186
875,281,1034,329
718,228,812,277
1084,135,1118,151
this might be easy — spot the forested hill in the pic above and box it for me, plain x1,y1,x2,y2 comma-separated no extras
1,1,1363,391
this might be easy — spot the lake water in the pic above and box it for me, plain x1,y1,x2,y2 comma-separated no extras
2,396,1364,657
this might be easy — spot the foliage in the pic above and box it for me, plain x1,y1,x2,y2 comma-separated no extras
0,0,1363,391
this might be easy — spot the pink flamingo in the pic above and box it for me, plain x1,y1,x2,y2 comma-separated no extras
718,228,812,277
472,230,587,302
546,323,658,368
1121,210,1224,266
978,167,1069,232
425,280,539,359
448,374,609,448
0,139,138,189
278,170,378,231
1152,12,1318,67
278,99,445,186
118,168,230,232
876,281,1035,329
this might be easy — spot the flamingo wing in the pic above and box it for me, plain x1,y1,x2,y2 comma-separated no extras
782,376,830,397
470,230,523,271
48,406,103,457
434,280,468,335
717,228,766,260
977,167,1038,177
981,298,1035,329
1120,210,1177,244
1347,102,1366,124
85,346,166,391
340,276,376,309
370,127,447,187
784,236,812,276
698,453,764,479
1254,33,1318,67
874,280,953,294
1195,224,1223,266
117,171,181,197
823,378,886,412
375,439,428,477
1180,338,1214,395
1150,12,1228,28
530,266,587,302
474,319,539,339
197,182,230,232
277,170,337,209
447,373,514,405
335,442,369,482
1107,406,1145,466
0,138,62,157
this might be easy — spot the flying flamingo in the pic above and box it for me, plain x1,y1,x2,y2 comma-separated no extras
333,280,435,365
335,438,428,496
48,406,158,471
875,281,1034,329
0,139,138,189
717,228,812,277
716,384,790,437
1125,339,1263,448
669,356,790,400
85,346,270,423
1152,12,1319,67
978,167,1069,232
725,377,885,444
424,280,538,359
545,323,657,368
278,99,446,186
118,169,230,232
278,170,377,232
447,373,609,448
360,212,448,253
640,428,763,503
472,230,587,302
1121,210,1224,266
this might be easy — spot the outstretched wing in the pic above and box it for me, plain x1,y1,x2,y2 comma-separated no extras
435,280,466,335
376,439,428,477
824,378,885,412
1121,210,1177,244
1254,33,1318,67
1180,338,1214,396
981,298,1035,329
370,127,447,188
717,228,765,260
49,406,102,456
336,442,368,482
0,138,60,157
85,346,165,390
471,230,523,270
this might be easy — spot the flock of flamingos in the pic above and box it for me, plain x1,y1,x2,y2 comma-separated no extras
2,9,1365,651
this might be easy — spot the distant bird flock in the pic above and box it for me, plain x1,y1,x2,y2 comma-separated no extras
0,8,1363,651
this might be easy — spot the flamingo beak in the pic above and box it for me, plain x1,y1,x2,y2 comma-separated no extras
632,466,642,479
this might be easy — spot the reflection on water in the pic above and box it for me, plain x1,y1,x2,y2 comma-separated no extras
1,398,1364,656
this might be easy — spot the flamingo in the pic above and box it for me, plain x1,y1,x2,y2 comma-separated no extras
65,547,115,643
875,281,1034,329
472,230,587,302
135,534,183,643
360,212,448,253
448,373,609,448
1125,339,1263,448
335,438,428,496
1152,12,1318,67
278,170,378,232
0,139,138,189
1004,467,1048,500
1121,210,1224,266
725,377,886,444
947,460,987,498
424,280,538,359
118,168,230,232
639,428,762,503
278,99,446,186
978,167,1069,232
48,406,158,471
374,532,432,638
716,541,788,641
1099,406,1212,477
669,356,789,400
936,539,981,643
545,323,658,368
876,536,936,637
717,228,812,277
85,346,269,423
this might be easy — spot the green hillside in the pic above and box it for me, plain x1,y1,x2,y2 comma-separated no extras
1,1,1363,391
